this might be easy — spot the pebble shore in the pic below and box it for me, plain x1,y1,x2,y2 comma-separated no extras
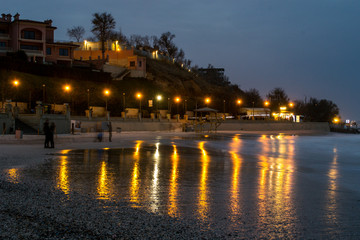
0,172,226,239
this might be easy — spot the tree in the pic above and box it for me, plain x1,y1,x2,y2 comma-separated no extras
109,28,128,46
244,88,263,107
295,98,339,122
266,87,289,111
67,26,85,42
158,32,178,58
91,12,116,59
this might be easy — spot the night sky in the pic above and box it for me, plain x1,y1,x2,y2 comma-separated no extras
3,0,360,120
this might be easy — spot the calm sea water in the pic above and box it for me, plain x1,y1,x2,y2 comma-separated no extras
6,133,360,237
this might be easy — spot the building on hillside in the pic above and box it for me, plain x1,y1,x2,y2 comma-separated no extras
74,40,147,78
0,13,78,65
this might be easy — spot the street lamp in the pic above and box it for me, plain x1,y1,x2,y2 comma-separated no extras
264,101,270,118
104,89,110,111
156,95,162,119
205,97,211,107
136,92,142,120
13,80,20,106
175,97,181,116
236,99,242,119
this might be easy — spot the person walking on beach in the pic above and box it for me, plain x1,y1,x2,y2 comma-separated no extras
108,121,112,142
43,119,50,148
49,122,56,148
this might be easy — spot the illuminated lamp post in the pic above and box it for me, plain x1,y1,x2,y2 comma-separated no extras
136,93,142,121
104,89,110,111
13,80,20,106
264,101,270,119
175,97,181,121
205,97,211,107
63,84,72,113
236,99,242,119
156,95,162,119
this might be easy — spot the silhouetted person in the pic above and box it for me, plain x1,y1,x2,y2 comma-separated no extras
49,122,56,148
108,121,112,142
43,119,50,148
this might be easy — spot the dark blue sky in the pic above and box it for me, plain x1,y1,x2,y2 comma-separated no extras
4,0,360,120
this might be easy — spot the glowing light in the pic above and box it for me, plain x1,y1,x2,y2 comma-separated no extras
156,95,162,101
264,101,270,106
333,117,340,124
198,142,209,220
130,141,142,204
280,106,287,111
104,89,110,96
289,102,294,107
97,161,110,199
168,144,179,217
237,99,242,105
57,156,70,195
7,168,20,184
13,80,19,87
63,85,71,92
205,97,211,104
175,97,181,103
136,93,142,99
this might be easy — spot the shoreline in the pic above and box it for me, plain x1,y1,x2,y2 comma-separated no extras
0,130,331,170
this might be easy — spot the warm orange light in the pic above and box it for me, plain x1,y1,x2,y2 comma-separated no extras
104,89,110,96
289,102,294,107
280,106,287,111
175,97,181,103
63,85,71,92
264,101,270,106
237,99,242,105
13,80,19,87
333,117,340,124
136,93,142,99
156,95,162,101
205,98,211,104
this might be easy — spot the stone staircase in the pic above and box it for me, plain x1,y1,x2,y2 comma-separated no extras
16,114,40,134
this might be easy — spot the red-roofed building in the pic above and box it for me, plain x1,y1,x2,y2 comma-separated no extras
0,13,78,65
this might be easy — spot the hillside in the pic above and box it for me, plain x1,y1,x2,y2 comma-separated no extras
0,57,244,116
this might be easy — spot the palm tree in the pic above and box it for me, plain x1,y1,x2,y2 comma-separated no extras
91,12,116,59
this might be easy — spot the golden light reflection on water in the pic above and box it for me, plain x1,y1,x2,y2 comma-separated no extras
326,147,338,223
57,156,70,194
97,160,110,200
198,141,210,221
150,143,160,212
7,168,20,183
228,135,243,221
130,141,142,204
257,135,295,229
168,144,179,217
